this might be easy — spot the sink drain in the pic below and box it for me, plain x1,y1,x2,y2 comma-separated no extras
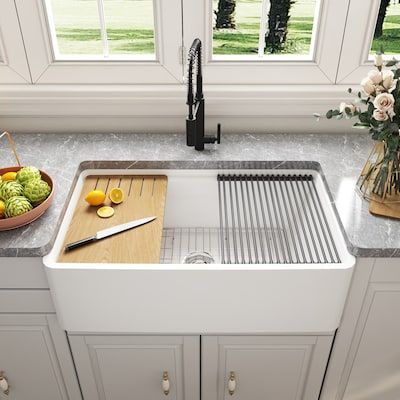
182,251,215,264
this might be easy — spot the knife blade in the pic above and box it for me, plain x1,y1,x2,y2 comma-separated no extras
64,216,157,252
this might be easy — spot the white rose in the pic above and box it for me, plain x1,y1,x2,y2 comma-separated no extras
368,70,382,85
375,54,384,67
382,70,394,90
373,92,395,112
361,77,375,96
340,102,358,114
373,109,389,121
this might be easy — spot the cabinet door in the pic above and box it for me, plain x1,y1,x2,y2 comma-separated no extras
342,283,400,400
202,335,333,400
69,335,199,400
0,314,76,400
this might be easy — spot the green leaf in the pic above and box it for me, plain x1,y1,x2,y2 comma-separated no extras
359,112,370,124
385,59,398,67
378,129,390,141
353,122,370,129
371,129,380,140
371,118,379,128
368,102,375,115
390,122,399,134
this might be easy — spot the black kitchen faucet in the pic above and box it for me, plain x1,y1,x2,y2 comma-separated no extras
186,38,221,151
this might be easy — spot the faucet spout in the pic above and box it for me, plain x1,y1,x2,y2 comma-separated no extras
186,39,221,151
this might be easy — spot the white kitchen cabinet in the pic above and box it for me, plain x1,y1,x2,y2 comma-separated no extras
69,335,200,400
202,335,333,400
342,283,400,400
321,258,400,400
0,314,79,400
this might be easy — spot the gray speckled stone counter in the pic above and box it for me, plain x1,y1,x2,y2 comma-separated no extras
0,132,397,258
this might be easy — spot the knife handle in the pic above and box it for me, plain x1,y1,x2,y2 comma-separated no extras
65,236,97,252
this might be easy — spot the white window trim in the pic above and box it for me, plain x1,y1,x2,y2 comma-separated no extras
14,0,183,84
0,0,31,83
336,0,380,84
0,83,357,133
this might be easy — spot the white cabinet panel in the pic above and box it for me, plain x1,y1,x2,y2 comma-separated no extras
0,257,49,289
202,335,333,400
69,335,199,400
0,314,80,400
343,283,400,400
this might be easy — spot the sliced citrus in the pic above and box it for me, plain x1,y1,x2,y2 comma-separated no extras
97,206,114,218
2,171,17,181
85,190,106,206
109,187,124,204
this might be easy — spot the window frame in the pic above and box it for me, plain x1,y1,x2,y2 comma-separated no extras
14,0,184,84
0,0,31,84
336,0,380,84
182,0,351,85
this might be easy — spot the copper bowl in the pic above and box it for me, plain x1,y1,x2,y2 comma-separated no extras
0,166,54,231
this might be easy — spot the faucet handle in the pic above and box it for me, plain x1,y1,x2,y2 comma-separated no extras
217,123,221,144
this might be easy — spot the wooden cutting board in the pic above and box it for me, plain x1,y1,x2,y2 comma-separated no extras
58,175,168,263
369,193,400,220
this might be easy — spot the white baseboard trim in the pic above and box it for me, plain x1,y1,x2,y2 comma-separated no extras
0,84,358,133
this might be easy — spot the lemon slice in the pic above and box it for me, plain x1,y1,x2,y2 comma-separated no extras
85,190,106,206
97,206,114,218
109,188,124,204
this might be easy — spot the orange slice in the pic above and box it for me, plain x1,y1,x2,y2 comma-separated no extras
97,206,114,218
109,187,124,204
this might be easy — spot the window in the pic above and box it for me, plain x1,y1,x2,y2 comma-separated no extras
1,0,395,86
183,0,349,84
371,0,400,55
212,0,319,59
13,0,182,84
336,0,395,84
46,0,156,59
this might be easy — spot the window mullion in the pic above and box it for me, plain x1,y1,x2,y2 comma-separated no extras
258,0,270,58
96,0,109,58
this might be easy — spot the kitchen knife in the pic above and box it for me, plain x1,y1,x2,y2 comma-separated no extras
64,216,157,252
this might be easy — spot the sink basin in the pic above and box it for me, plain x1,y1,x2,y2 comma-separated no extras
44,161,355,334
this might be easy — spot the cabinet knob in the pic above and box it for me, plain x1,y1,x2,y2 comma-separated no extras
228,371,236,396
0,371,9,396
162,371,170,395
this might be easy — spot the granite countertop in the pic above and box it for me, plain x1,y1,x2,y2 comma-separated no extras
0,132,398,258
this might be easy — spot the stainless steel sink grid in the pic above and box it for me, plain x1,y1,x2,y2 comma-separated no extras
218,174,340,264
160,226,285,264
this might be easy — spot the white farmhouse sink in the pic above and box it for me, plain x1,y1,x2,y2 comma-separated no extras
44,163,355,334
